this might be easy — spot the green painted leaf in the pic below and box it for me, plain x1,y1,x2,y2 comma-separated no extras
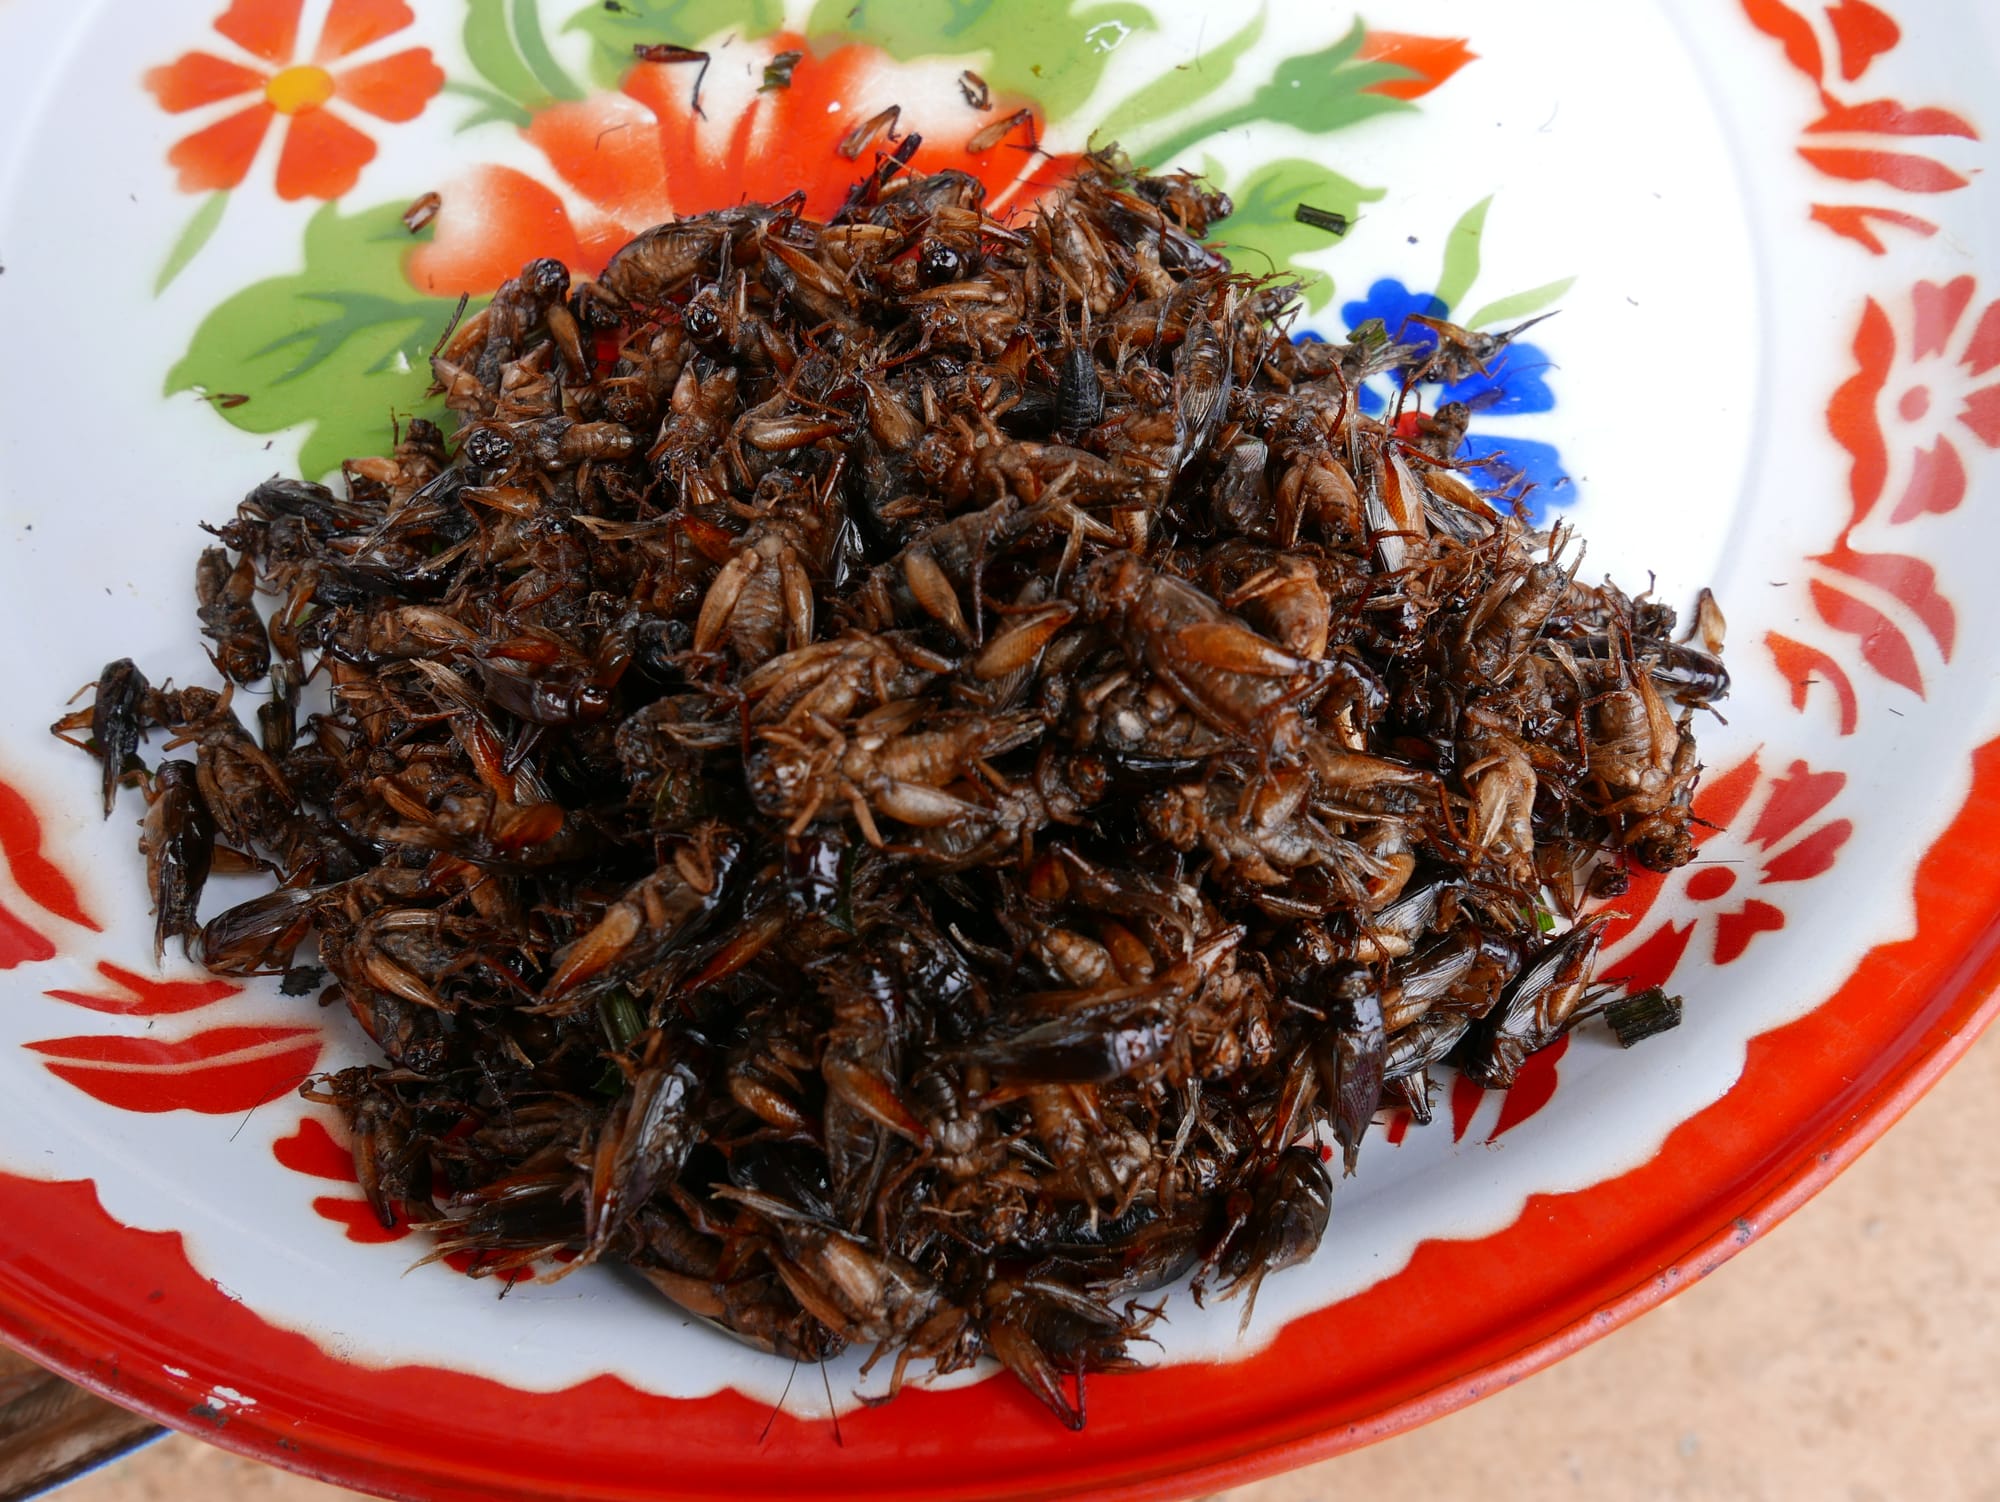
1207,157,1383,311
1461,276,1576,331
1093,6,1265,146
443,80,534,130
512,0,585,100
567,0,787,89
1433,194,1491,313
165,203,466,481
464,0,550,109
155,192,227,296
803,0,1157,124
1141,20,1412,167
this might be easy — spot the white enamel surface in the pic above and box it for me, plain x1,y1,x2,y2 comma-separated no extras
0,0,1995,1421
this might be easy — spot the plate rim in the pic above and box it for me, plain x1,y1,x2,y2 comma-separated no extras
0,0,1996,1494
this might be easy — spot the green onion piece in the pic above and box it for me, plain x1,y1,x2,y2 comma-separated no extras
761,50,803,91
1605,987,1683,1048
830,843,857,935
599,989,644,1051
1294,203,1350,237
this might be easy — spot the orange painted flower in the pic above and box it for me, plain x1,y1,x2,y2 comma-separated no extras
411,35,1077,297
1355,32,1477,101
145,0,444,201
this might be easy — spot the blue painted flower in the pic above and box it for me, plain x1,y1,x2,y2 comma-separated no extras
1295,277,1574,522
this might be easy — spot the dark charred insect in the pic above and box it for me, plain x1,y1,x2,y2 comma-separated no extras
1198,1146,1333,1328
745,707,1043,845
972,1014,1175,1086
259,661,299,755
196,546,270,684
1403,311,1556,385
1077,552,1326,759
837,105,902,160
139,760,215,962
57,147,1722,1428
52,658,152,816
1459,918,1610,1089
579,1053,703,1265
1055,339,1104,440
958,70,990,110
965,107,1035,155
402,191,442,234
1569,631,1731,706
1686,586,1727,657
1310,965,1384,1175
632,42,710,117
196,885,319,975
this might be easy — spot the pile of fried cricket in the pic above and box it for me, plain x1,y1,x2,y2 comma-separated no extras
60,148,1725,1426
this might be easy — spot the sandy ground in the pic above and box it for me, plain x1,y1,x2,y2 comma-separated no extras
47,1026,2000,1502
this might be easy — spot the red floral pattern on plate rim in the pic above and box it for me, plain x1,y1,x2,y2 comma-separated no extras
1739,0,1980,251
1758,274,1988,733
0,0,1993,1497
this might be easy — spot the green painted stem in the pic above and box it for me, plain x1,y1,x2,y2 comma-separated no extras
512,0,585,101
155,192,227,296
